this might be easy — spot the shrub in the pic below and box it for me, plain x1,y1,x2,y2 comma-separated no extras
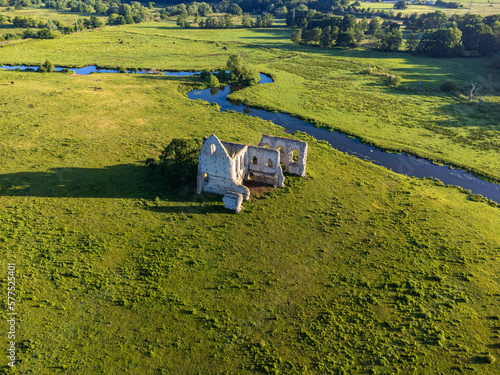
386,74,402,87
440,80,459,92
38,60,54,73
209,74,219,88
363,67,374,75
37,28,56,39
468,194,488,203
200,69,211,81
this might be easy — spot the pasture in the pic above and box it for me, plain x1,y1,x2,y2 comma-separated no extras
0,19,499,374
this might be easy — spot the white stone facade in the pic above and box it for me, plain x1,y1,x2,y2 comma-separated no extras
196,134,308,212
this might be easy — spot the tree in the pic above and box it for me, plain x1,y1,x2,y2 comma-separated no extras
241,13,251,28
226,54,260,86
291,29,302,44
462,23,498,56
336,30,357,47
393,0,407,10
148,138,202,187
223,13,233,28
319,26,334,47
367,17,382,35
198,3,212,16
310,27,322,43
118,4,132,18
95,0,107,14
405,32,420,52
417,27,462,57
90,15,104,28
341,14,356,32
227,54,243,76
228,3,242,16
37,28,56,39
46,19,57,31
38,59,54,72
275,6,287,18
379,29,403,52
253,13,274,28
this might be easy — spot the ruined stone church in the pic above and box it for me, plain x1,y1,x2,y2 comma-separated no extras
196,134,308,212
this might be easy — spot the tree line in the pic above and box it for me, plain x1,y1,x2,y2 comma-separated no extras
290,10,500,57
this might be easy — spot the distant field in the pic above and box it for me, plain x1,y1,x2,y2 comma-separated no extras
0,5,108,36
0,22,293,69
360,0,500,16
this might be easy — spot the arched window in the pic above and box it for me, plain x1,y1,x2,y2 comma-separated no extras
252,156,258,165
211,144,216,155
267,159,273,168
292,150,299,162
204,173,209,182
277,146,284,159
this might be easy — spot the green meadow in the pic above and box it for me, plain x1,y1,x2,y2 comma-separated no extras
0,20,499,374
0,6,108,36
359,0,500,16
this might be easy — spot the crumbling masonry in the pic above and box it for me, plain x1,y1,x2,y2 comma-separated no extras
196,134,308,212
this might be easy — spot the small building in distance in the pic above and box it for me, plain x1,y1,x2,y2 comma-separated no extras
196,134,308,212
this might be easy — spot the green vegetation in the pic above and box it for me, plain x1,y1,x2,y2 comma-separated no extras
360,0,500,16
147,137,202,188
0,17,499,374
290,10,500,57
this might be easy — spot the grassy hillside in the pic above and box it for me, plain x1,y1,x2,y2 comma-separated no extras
0,23,499,374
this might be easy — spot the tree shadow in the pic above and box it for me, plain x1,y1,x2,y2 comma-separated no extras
0,164,233,214
0,164,155,199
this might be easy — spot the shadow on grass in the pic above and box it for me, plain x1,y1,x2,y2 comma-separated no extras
0,164,156,199
0,164,231,213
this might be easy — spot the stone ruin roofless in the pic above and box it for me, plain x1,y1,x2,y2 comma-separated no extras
196,134,308,212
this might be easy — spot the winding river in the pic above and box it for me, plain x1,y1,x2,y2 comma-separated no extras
2,66,499,203
189,74,500,204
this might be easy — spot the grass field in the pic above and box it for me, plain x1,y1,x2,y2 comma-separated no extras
0,20,500,374
0,6,108,36
359,0,500,16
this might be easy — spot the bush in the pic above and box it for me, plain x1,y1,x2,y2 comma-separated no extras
386,74,402,87
200,69,211,81
440,80,459,92
37,28,56,39
363,67,374,75
209,74,220,88
38,60,54,73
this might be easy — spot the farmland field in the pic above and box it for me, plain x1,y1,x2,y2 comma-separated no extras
0,17,500,375
359,0,500,16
